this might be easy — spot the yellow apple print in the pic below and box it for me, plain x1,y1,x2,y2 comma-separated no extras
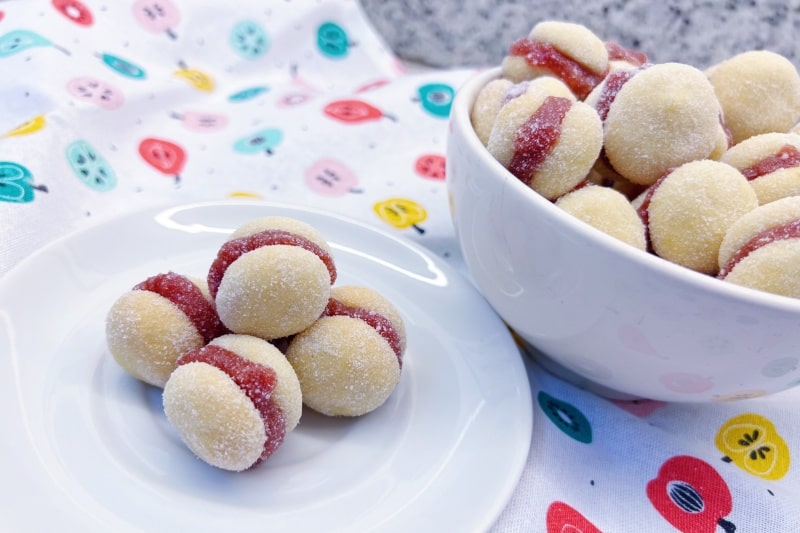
2,114,46,138
715,412,790,480
173,62,215,92
374,197,427,234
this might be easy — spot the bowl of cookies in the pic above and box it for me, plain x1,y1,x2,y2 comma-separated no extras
446,20,800,402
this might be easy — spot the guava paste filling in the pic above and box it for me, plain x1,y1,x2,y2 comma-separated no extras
134,271,226,343
507,95,573,185
323,297,404,367
176,344,287,463
207,229,337,298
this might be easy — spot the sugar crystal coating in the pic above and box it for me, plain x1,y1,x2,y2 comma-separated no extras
285,286,405,417
105,274,215,388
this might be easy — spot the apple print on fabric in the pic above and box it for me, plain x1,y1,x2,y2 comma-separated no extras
304,158,360,196
170,111,228,132
415,82,454,118
373,198,427,234
546,501,602,533
99,53,147,80
66,77,124,110
414,153,446,181
537,391,592,444
132,0,180,40
0,161,48,203
52,0,94,27
323,99,395,124
230,20,269,60
0,29,70,57
233,129,283,156
138,137,186,184
715,412,790,480
316,22,352,59
65,140,116,191
228,86,269,103
2,115,46,138
647,455,736,533
173,62,214,92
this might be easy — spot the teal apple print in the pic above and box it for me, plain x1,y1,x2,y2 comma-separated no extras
416,83,454,118
316,22,352,59
0,161,48,203
66,140,117,191
537,391,592,444
233,128,283,155
100,52,147,79
230,20,269,59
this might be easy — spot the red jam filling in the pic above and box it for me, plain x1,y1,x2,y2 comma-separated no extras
741,145,800,181
594,68,639,122
508,38,606,99
604,41,648,66
177,344,287,463
635,172,672,253
718,219,800,279
323,297,403,367
207,229,337,298
134,272,226,343
507,95,573,185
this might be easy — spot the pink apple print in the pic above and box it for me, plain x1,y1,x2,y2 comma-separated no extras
132,0,180,40
66,77,123,109
305,158,360,196
170,110,228,132
660,372,714,394
414,153,446,181
610,398,667,418
277,92,314,108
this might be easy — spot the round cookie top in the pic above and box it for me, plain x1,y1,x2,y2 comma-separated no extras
707,50,800,145
603,62,721,185
228,215,332,256
639,159,758,274
528,21,609,76
555,185,646,251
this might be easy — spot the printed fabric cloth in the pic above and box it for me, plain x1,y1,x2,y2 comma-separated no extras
1,1,800,532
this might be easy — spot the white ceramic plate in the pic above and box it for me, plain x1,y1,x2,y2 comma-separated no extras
0,201,532,533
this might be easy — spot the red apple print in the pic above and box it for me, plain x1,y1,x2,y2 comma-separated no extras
647,455,736,533
414,153,446,181
0,11,4,22
323,99,394,124
52,0,94,26
138,137,186,184
546,501,602,533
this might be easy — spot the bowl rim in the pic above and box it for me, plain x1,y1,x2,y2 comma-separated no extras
450,67,800,316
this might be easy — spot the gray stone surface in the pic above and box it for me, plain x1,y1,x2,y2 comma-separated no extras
360,0,800,70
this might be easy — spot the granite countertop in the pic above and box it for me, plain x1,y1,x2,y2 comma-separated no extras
360,0,800,70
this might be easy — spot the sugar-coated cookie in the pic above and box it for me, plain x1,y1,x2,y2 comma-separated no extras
208,216,336,340
720,132,800,205
163,334,303,471
105,272,226,387
633,160,758,274
596,63,722,186
556,185,647,250
487,90,602,200
501,20,608,99
707,50,800,145
285,285,406,417
718,196,800,298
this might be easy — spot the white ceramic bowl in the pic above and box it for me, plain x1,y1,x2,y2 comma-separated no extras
447,67,800,402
